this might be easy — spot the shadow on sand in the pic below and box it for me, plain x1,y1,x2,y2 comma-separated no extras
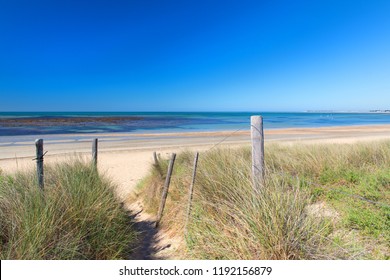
127,209,171,260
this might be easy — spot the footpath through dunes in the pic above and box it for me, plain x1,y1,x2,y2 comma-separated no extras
99,148,193,260
1,126,390,259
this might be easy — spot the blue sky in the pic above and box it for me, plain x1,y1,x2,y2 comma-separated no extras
0,0,389,111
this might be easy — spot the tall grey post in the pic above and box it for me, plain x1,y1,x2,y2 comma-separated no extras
92,138,98,168
251,116,265,189
156,153,176,228
35,139,44,190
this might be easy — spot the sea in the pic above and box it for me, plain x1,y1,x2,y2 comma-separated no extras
0,112,390,137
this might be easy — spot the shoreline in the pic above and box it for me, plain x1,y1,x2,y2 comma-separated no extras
1,123,390,142
0,124,389,156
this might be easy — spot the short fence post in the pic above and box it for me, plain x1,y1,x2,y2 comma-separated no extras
156,153,176,228
251,116,265,190
92,138,98,168
153,151,158,165
35,139,44,190
185,152,199,236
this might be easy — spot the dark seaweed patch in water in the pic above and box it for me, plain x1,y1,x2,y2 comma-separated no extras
0,116,234,136
0,116,143,127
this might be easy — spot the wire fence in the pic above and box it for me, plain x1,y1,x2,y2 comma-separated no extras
206,125,249,151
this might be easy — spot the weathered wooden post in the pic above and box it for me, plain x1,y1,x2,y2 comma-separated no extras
156,153,176,228
185,152,199,235
153,151,158,165
251,116,265,190
92,138,98,168
35,139,44,190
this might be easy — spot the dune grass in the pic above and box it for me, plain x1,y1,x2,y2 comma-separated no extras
137,140,390,259
0,159,136,259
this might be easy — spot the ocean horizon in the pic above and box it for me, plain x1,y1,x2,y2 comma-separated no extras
0,111,390,137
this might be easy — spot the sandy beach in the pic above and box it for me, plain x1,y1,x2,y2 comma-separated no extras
0,125,389,200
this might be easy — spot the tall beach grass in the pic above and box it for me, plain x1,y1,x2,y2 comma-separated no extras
137,140,390,259
0,159,136,259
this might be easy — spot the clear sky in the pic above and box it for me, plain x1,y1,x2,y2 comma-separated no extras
0,0,389,112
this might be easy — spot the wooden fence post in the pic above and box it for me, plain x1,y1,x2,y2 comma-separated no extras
92,138,98,168
156,153,176,228
185,152,199,235
251,116,265,190
35,139,44,190
153,151,158,165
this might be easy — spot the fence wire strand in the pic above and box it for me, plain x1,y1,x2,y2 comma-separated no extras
207,125,249,151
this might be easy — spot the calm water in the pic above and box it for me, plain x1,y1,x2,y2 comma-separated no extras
0,112,390,136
